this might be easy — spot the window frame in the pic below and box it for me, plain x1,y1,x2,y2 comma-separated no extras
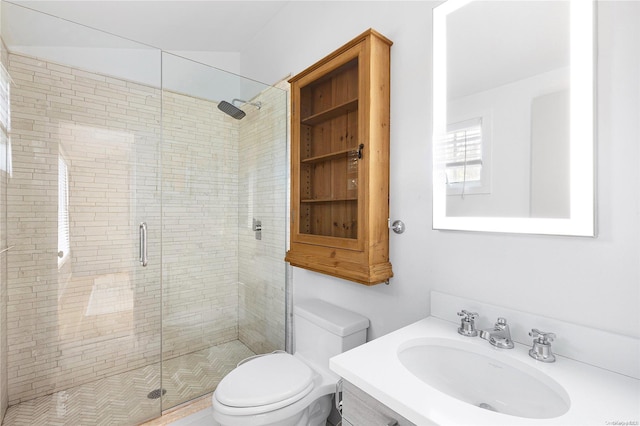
444,114,492,196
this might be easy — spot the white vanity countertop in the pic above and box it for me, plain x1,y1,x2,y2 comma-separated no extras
330,316,640,426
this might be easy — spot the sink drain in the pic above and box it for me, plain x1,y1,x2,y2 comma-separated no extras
147,388,166,399
478,402,497,412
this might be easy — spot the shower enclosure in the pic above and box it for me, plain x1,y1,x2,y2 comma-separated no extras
0,3,288,425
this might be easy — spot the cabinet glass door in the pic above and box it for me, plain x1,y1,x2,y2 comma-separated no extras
297,57,360,240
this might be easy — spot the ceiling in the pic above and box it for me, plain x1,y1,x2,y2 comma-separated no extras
4,1,289,51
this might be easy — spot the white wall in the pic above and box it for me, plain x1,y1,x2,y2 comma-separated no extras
240,1,640,340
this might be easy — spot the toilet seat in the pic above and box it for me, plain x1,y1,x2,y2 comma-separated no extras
214,353,316,415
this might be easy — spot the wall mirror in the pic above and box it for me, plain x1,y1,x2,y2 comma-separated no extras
432,0,595,236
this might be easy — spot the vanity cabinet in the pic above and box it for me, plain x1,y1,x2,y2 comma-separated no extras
341,380,417,426
285,29,393,285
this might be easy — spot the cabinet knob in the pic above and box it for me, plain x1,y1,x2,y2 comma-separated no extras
391,220,405,234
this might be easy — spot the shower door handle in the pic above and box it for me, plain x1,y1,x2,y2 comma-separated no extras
139,222,148,267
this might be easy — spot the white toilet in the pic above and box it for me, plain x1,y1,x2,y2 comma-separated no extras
211,299,369,426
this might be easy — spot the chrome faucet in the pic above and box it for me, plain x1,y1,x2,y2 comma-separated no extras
479,317,514,349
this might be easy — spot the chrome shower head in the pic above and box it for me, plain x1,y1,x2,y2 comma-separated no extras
217,98,262,120
217,100,246,120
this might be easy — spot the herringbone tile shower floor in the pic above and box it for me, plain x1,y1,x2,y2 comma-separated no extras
2,340,255,426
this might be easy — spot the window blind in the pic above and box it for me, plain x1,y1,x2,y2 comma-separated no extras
442,118,483,185
0,64,11,175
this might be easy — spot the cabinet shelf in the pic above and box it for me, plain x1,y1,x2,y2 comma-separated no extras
301,99,358,126
301,197,358,203
301,148,357,164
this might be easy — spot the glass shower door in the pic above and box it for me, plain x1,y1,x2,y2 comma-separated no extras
53,92,163,422
2,3,164,424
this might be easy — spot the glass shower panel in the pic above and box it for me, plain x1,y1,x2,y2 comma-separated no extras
2,3,162,425
237,82,288,355
161,52,287,409
0,23,9,423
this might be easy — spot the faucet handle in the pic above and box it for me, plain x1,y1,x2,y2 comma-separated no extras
529,329,556,344
457,310,478,321
529,329,556,362
457,310,479,337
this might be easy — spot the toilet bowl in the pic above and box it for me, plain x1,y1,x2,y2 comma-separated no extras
212,300,369,426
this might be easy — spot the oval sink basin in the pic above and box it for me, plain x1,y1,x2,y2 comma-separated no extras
398,338,570,419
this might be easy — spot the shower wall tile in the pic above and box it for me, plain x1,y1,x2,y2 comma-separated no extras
7,53,163,405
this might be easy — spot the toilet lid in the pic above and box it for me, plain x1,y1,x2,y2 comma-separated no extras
216,353,315,408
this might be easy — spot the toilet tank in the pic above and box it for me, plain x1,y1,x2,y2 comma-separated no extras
294,300,369,369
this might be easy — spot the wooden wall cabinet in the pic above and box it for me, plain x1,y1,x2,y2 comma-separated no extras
285,29,393,285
